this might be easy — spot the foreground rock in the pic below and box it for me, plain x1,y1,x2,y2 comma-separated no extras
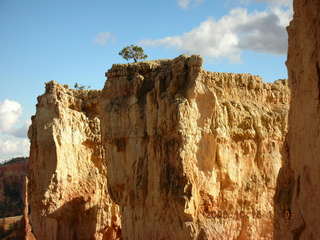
28,83,121,240
100,55,289,239
274,0,320,239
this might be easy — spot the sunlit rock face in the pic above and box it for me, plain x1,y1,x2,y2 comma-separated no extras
274,0,320,239
100,55,289,240
28,82,121,240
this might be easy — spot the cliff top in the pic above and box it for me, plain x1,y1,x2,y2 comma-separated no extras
42,55,286,97
106,54,286,86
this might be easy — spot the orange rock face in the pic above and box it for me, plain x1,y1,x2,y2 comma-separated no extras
27,82,120,240
274,0,320,239
28,55,290,240
100,55,289,239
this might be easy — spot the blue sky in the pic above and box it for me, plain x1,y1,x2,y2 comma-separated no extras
0,0,292,160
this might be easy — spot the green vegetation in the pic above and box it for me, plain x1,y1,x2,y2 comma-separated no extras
119,45,148,62
74,82,91,90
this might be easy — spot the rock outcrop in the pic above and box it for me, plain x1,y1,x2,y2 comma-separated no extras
100,55,290,239
274,0,320,239
27,82,120,240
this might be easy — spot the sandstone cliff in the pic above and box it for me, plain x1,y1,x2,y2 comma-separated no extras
27,82,120,240
100,55,290,239
274,0,320,239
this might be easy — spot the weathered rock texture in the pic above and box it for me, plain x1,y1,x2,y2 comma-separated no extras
100,55,289,239
28,82,120,240
274,0,320,239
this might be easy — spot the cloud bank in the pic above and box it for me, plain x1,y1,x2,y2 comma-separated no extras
0,100,22,133
0,136,30,161
0,99,30,162
144,3,292,62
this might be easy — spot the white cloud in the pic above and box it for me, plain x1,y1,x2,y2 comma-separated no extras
0,99,30,162
178,0,190,8
0,135,30,162
141,6,291,62
254,0,292,7
239,0,292,7
177,0,203,9
93,32,115,46
0,99,22,133
10,119,31,138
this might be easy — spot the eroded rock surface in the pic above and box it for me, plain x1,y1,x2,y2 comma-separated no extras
274,0,320,239
28,82,120,240
100,55,289,239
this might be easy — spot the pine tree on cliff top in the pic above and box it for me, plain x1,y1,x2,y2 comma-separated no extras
119,45,148,63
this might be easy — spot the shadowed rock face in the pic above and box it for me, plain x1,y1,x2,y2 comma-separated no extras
274,0,320,239
0,158,28,240
0,158,27,218
28,82,120,240
100,55,289,240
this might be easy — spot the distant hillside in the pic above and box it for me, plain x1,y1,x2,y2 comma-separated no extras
0,216,24,240
0,157,28,167
0,157,28,218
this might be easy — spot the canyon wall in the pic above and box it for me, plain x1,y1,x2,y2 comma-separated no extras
274,0,320,239
100,55,289,239
27,82,120,240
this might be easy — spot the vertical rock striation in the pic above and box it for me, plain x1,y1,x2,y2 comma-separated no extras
28,82,120,240
100,55,289,239
274,0,320,239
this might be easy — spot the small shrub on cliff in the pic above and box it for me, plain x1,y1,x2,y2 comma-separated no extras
119,45,148,62
74,83,91,90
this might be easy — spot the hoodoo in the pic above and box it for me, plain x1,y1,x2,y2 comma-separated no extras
27,83,120,240
100,55,289,239
274,0,320,239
